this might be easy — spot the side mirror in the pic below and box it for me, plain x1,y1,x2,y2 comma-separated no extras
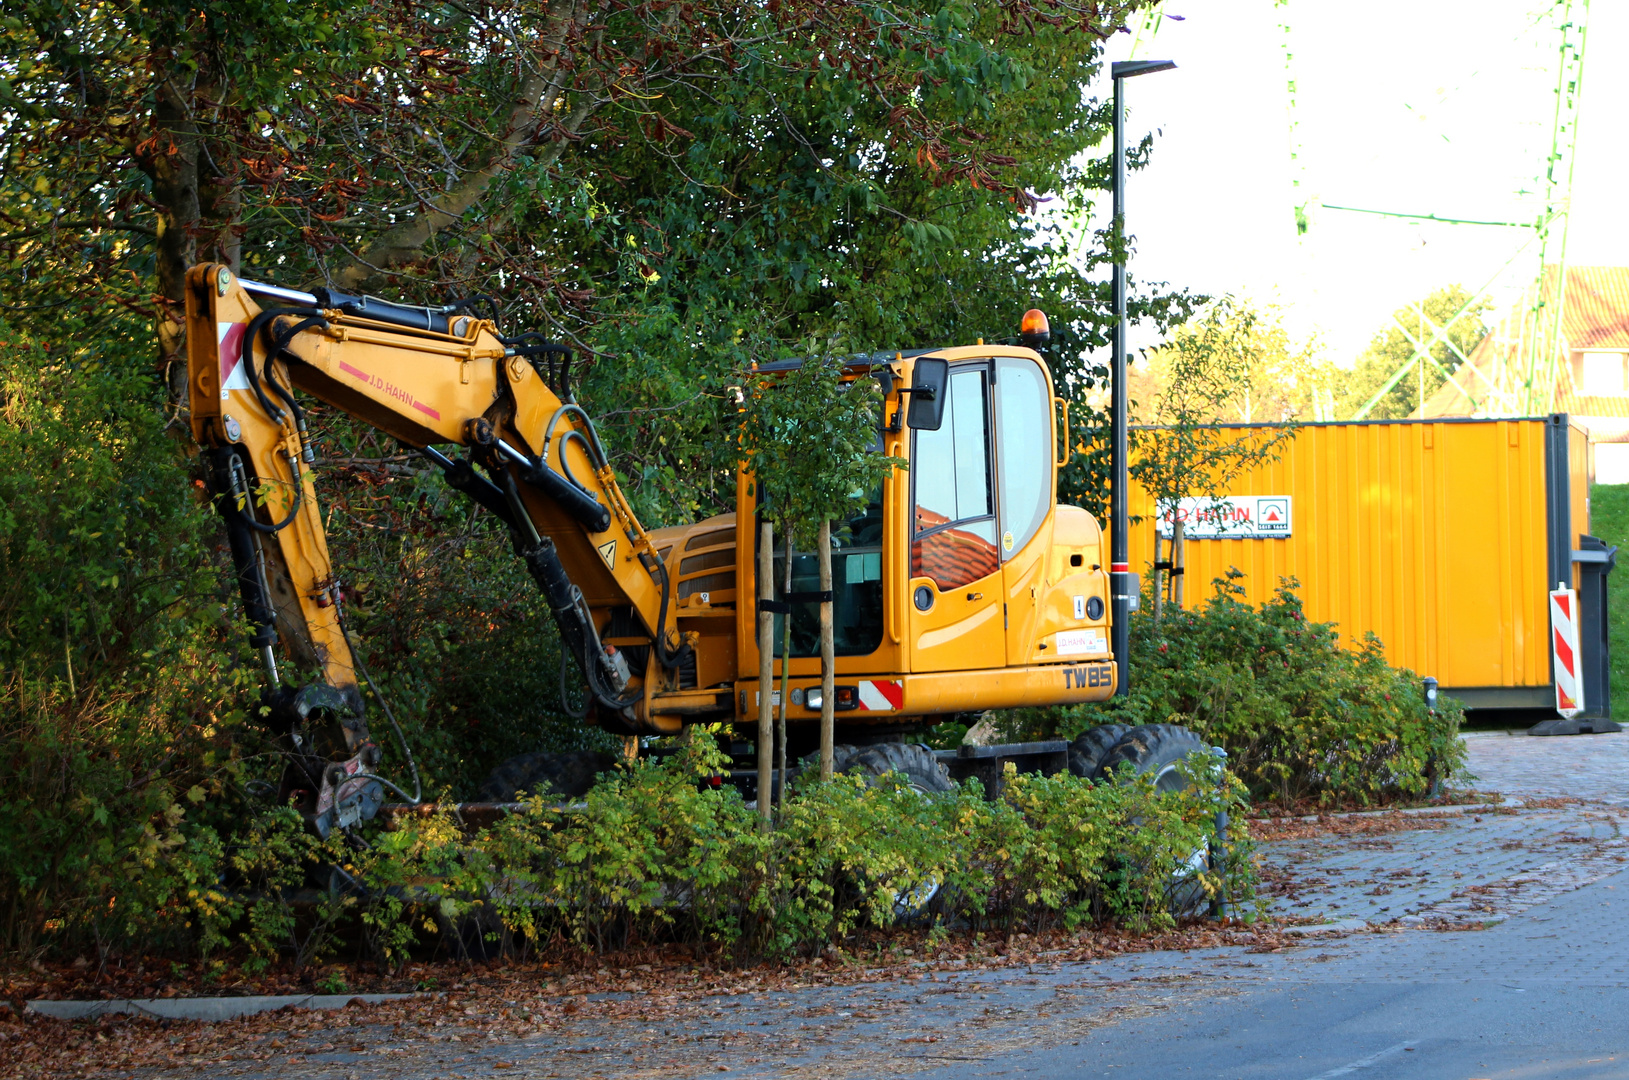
906,358,948,431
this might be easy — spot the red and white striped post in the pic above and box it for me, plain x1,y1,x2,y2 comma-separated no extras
1550,581,1584,718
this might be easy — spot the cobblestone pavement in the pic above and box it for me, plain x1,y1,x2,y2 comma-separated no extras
124,733,1629,1079
1255,731,1629,928
1462,729,1629,806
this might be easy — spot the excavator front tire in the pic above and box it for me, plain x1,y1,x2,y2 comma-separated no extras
1091,723,1215,916
1091,724,1208,788
830,742,956,794
1066,723,1131,779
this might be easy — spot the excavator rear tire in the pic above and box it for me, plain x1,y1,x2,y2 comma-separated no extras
1067,724,1131,779
1091,723,1215,917
830,742,955,794
476,750,616,803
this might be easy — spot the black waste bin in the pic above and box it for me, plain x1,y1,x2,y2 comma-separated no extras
1530,533,1619,735
1575,534,1617,722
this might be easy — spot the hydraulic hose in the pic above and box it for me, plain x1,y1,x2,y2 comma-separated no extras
339,614,422,805
239,308,291,424
227,449,303,534
264,314,330,458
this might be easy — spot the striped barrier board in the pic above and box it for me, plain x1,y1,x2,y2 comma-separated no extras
1550,584,1583,718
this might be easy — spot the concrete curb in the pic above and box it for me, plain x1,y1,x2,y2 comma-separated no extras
25,992,423,1022
1260,799,1522,826
1282,917,1371,935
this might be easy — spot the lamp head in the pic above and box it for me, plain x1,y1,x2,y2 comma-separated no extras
1111,60,1177,80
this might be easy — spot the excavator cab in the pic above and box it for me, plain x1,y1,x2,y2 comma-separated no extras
658,345,1116,755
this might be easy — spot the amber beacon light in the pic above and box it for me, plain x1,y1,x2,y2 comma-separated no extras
1019,308,1051,347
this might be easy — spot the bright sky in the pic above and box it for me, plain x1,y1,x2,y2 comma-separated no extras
1082,0,1629,364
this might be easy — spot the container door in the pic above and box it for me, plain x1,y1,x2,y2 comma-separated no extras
993,356,1054,665
909,364,1006,673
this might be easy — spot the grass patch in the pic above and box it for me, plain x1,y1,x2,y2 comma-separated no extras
1588,483,1629,721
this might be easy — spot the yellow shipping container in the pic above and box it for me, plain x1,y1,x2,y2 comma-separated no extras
1123,416,1599,711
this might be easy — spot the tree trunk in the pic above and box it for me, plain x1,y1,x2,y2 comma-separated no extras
777,530,792,811
145,75,202,403
139,64,242,407
817,518,835,781
1172,518,1187,610
757,521,774,825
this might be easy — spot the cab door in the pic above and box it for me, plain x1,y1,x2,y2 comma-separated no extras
994,356,1056,665
908,363,1007,673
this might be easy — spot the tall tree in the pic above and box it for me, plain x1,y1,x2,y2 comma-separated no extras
1132,298,1305,615
3,0,1153,400
1339,285,1493,420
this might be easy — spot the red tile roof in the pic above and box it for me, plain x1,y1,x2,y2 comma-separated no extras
1559,266,1629,350
1421,266,1629,419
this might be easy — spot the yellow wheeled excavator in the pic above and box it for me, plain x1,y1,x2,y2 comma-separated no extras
184,264,1120,833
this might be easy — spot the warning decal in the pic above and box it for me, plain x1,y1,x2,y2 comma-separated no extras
218,322,249,398
856,680,903,711
597,540,617,567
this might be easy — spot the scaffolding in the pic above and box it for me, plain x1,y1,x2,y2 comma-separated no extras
1327,0,1593,419
1119,0,1592,419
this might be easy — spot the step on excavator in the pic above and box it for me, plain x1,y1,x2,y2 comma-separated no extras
185,263,1194,836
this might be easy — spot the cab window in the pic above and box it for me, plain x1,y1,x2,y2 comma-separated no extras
912,367,998,590
995,357,1051,559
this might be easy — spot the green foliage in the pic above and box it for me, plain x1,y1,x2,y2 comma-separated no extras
0,323,258,955
1008,576,1467,809
428,740,1254,958
2,710,1257,965
1339,286,1493,420
738,355,902,547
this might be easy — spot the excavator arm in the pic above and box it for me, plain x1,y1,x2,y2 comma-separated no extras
183,265,685,832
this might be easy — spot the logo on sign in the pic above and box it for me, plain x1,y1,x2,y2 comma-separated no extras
1157,496,1292,539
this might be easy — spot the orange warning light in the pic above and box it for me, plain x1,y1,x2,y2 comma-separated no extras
1020,308,1050,345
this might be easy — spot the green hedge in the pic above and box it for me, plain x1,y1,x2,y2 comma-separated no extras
1014,575,1465,809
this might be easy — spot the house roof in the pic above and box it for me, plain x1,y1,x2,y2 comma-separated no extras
1421,265,1629,419
1560,265,1629,350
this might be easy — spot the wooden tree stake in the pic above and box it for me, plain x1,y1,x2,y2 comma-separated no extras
818,518,835,781
757,520,774,824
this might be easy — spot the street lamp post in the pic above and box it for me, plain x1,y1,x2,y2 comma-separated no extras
1109,59,1174,698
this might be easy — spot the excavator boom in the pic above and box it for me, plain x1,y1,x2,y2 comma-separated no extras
185,265,685,831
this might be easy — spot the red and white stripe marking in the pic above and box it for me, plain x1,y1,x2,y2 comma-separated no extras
857,680,903,711
1551,584,1583,717
218,321,249,397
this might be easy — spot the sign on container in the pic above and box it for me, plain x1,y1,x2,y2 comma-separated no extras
1155,496,1292,540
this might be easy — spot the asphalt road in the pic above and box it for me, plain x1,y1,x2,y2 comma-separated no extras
911,866,1629,1080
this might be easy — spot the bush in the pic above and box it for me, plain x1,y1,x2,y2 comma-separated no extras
1014,574,1465,810
293,738,1257,965
0,324,260,957
0,326,610,959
